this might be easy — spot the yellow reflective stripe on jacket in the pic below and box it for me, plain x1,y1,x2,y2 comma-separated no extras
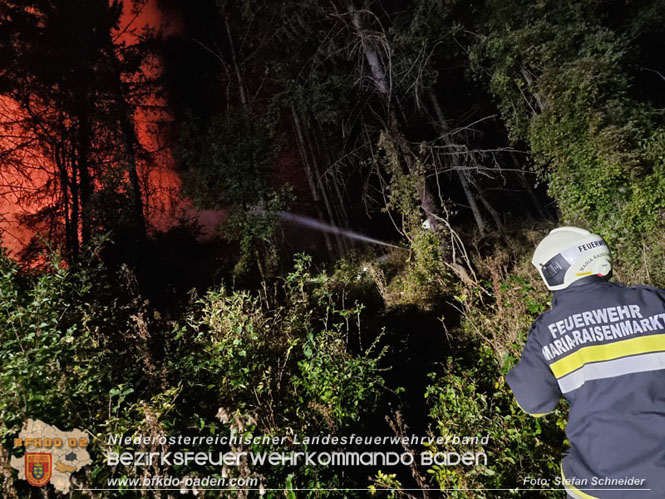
561,468,598,499
550,333,665,378
514,398,552,418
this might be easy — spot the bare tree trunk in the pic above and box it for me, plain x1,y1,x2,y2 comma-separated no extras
76,88,93,248
222,5,248,109
457,170,486,235
520,67,545,112
291,106,336,256
119,111,147,240
331,172,349,230
303,126,347,254
511,152,549,219
69,148,80,257
56,146,76,258
348,2,445,234
311,122,350,232
477,188,505,232
102,26,147,242
307,124,349,253
428,89,487,235
347,3,390,99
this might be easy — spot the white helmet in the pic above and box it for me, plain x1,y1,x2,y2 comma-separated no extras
532,227,612,291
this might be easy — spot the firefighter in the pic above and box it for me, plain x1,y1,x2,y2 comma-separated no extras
507,226,665,499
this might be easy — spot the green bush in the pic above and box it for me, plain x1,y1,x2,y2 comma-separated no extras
473,0,665,270
421,247,565,497
0,250,385,497
424,341,565,498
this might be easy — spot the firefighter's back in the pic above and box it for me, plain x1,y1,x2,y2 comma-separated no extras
541,281,665,498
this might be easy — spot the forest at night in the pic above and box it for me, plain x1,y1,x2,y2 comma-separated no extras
1,0,665,497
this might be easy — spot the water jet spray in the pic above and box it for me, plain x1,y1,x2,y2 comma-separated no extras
279,212,405,251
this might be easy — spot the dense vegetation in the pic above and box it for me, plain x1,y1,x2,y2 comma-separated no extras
1,0,665,497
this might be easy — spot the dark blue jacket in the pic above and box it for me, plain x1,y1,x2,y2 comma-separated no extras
507,281,665,498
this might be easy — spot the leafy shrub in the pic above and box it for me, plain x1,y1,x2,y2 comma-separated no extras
0,250,385,497
473,0,665,270
424,342,566,498
0,248,151,496
422,241,566,497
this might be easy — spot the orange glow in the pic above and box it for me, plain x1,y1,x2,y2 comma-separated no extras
0,0,222,261
0,97,55,257
115,0,216,237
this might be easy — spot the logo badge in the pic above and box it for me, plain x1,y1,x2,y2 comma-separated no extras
25,453,52,487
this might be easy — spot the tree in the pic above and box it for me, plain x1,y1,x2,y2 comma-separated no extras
0,0,149,260
472,0,665,251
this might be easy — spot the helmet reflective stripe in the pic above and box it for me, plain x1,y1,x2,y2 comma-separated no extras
533,227,612,291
